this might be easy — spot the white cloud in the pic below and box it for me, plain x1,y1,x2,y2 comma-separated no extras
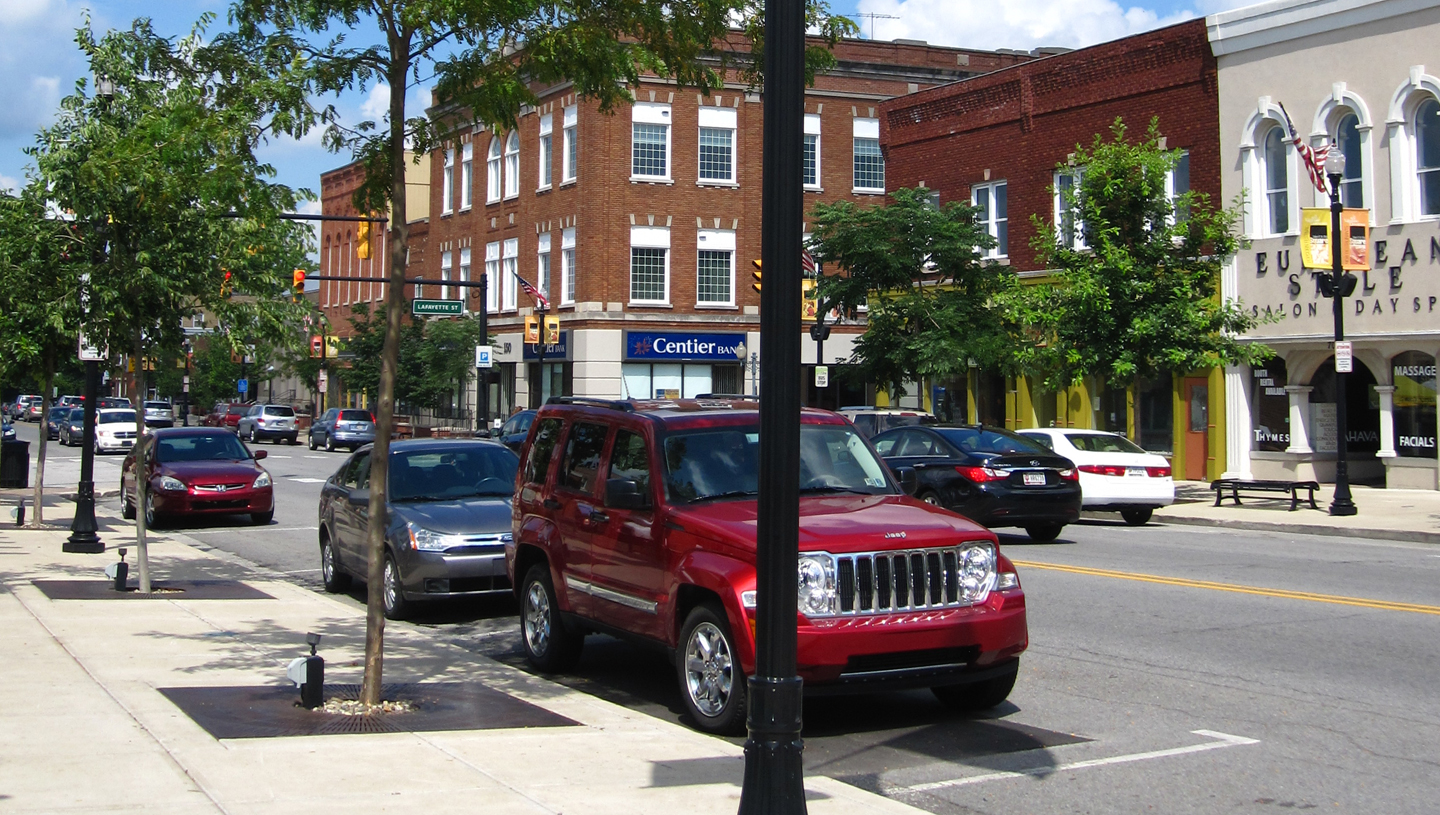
360,83,391,121
857,0,1193,52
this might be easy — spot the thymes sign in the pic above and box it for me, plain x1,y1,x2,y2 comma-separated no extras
412,299,463,316
1335,341,1353,373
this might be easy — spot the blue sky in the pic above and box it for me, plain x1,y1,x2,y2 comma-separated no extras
0,0,1248,201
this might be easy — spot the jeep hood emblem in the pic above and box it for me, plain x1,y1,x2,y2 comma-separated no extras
884,531,906,539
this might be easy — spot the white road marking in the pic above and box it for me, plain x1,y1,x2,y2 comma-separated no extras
183,526,320,534
287,477,326,483
267,454,293,459
890,730,1260,793
303,455,331,460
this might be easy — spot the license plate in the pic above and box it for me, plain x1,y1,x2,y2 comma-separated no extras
1022,472,1046,486
1126,467,1147,477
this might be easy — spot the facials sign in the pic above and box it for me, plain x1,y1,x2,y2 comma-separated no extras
625,331,746,361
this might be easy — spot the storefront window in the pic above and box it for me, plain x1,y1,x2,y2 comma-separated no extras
527,362,572,407
622,362,726,399
1308,358,1380,453
974,370,1007,427
1137,372,1173,454
1097,381,1127,434
1028,376,1057,428
1251,359,1290,451
1392,351,1437,459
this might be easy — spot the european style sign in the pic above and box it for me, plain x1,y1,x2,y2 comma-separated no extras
412,299,464,316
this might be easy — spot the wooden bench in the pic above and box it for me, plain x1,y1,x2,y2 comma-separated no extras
1210,479,1320,511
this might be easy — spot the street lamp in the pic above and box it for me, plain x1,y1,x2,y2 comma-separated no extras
1324,146,1357,516
734,344,760,398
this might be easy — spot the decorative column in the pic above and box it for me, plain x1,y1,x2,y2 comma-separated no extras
1375,385,1397,458
1285,385,1314,454
1223,365,1253,479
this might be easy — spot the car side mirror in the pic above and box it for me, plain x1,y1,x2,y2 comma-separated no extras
605,478,649,510
348,488,370,507
253,449,268,460
894,466,918,496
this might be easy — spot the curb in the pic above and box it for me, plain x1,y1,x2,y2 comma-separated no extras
1154,513,1440,545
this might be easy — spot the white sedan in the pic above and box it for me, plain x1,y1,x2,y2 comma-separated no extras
1017,428,1174,525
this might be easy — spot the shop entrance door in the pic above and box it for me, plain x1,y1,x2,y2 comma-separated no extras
1184,378,1209,481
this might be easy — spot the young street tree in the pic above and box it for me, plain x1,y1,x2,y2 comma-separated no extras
1010,118,1267,393
232,0,854,706
31,18,312,589
809,186,1020,400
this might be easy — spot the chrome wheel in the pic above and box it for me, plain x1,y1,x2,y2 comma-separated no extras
683,621,734,718
321,543,334,582
143,491,158,528
921,493,940,505
382,556,402,617
523,580,552,657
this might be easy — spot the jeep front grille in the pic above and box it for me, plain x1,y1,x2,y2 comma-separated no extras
835,546,989,614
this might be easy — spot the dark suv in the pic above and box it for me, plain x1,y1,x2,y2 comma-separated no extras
509,397,1028,734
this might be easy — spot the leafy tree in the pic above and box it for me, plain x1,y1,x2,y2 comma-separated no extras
1009,118,1268,393
341,304,485,411
232,0,855,705
30,17,313,589
810,187,1019,399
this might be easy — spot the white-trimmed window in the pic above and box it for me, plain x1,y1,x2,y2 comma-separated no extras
1167,150,1190,210
562,105,578,183
972,181,1008,258
561,227,577,304
537,232,551,298
632,102,672,180
1417,97,1440,216
442,147,455,214
440,250,453,300
629,225,670,304
486,136,502,203
696,229,735,306
459,248,472,312
1384,71,1440,222
538,114,553,190
1054,170,1085,249
460,142,473,210
698,107,736,184
1262,125,1291,234
852,118,884,193
485,241,500,313
503,238,519,310
504,131,520,199
1334,114,1364,207
803,114,821,189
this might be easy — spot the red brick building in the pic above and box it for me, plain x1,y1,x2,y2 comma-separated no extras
878,19,1225,479
419,36,1032,416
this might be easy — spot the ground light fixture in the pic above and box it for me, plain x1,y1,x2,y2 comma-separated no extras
286,633,325,709
104,548,129,591
1323,145,1357,517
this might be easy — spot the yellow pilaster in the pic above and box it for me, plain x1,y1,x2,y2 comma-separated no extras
1208,366,1226,480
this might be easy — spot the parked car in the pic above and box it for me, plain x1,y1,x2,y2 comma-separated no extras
496,409,536,452
98,397,132,410
2,420,14,442
237,404,299,444
1017,428,1174,525
10,396,39,421
45,406,72,440
318,439,519,619
308,408,376,452
56,395,84,408
59,408,86,447
25,398,46,422
837,406,939,440
510,397,1027,734
143,401,175,428
203,401,254,432
120,428,274,528
93,408,140,454
871,424,1082,542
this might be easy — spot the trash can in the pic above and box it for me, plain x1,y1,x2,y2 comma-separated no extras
0,440,29,488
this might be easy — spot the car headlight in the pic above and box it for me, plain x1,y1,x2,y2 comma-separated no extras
159,476,186,492
406,522,464,552
958,542,998,603
252,472,272,489
797,553,837,617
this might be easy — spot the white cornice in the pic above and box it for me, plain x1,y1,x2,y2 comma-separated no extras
1207,0,1440,56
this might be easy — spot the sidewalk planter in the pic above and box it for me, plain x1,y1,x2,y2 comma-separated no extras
0,440,29,488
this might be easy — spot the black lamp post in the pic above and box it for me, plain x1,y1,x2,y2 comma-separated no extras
1325,146,1357,516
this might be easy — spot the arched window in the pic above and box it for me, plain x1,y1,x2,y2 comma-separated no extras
1418,98,1440,216
504,131,520,198
1336,113,1363,207
486,137,502,203
1263,126,1290,234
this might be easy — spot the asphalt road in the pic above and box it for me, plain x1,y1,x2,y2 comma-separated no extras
16,419,1440,813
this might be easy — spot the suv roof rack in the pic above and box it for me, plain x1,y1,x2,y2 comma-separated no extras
694,393,753,400
545,396,635,412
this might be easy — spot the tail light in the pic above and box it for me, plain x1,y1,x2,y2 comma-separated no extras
955,465,1008,483
1078,464,1128,477
1059,468,1079,481
1147,466,1171,478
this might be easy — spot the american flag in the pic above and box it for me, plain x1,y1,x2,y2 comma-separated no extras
515,272,549,311
801,250,816,276
1280,102,1330,194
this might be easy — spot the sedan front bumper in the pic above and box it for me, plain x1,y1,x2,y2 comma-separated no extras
151,485,273,517
394,546,512,600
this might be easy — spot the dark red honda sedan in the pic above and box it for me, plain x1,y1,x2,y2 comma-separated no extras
120,427,274,528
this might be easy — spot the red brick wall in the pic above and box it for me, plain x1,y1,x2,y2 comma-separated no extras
879,19,1219,273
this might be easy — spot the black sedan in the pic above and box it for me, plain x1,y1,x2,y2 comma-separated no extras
317,438,518,619
873,424,1082,541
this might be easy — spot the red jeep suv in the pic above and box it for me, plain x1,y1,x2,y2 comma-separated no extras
508,397,1028,734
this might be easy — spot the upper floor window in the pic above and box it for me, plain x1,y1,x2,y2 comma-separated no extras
538,113,553,190
803,114,821,189
441,147,455,214
460,142,473,210
440,249,453,301
852,118,884,193
504,131,520,199
459,248,472,313
561,227,577,304
972,181,1008,258
698,107,736,184
1262,126,1291,234
485,241,500,312
696,229,735,306
487,136,502,203
537,232,551,298
503,238,519,309
1418,97,1440,216
1054,170,1085,249
562,105,578,183
1336,113,1364,208
632,103,671,180
629,225,670,304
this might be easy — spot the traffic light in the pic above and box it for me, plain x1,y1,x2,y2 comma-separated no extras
751,259,762,293
544,315,560,345
311,335,324,358
357,219,372,259
292,269,306,302
524,315,540,344
220,268,232,298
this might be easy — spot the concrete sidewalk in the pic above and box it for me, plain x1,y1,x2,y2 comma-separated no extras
0,510,920,815
1144,481,1440,544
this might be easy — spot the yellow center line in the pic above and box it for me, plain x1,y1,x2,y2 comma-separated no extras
1010,560,1440,616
